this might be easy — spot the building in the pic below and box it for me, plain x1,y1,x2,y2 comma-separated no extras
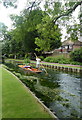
42,40,82,57
60,40,82,53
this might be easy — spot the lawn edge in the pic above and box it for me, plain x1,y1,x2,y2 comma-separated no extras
2,66,58,119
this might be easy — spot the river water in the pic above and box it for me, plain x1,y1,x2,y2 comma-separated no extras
5,62,82,119
34,68,82,119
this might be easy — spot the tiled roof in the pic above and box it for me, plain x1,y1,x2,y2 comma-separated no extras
62,40,82,46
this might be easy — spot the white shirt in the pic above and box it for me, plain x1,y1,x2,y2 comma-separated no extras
36,58,41,64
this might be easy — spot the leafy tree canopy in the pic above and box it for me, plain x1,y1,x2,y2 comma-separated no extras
0,22,8,40
1,0,82,57
35,15,62,52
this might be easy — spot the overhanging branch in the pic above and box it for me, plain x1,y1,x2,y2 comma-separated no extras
53,1,82,24
26,1,41,11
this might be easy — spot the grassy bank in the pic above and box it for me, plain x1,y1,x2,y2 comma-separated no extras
0,66,2,119
2,66,53,118
6,59,82,69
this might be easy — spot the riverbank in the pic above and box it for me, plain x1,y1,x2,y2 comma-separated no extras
31,61,82,73
1,63,81,119
5,59,82,73
6,59,82,69
1,66,56,118
31,60,82,69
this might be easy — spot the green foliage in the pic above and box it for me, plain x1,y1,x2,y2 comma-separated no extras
2,67,51,118
0,22,8,33
53,2,62,15
40,78,60,88
24,58,30,65
44,55,82,65
2,0,81,58
39,56,44,61
70,61,82,65
24,30,38,53
67,24,79,41
35,15,61,52
9,54,14,58
62,102,70,108
2,0,17,8
10,15,23,27
9,9,43,54
44,56,70,64
70,47,82,62
2,30,24,56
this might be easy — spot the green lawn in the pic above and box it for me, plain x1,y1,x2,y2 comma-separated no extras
0,66,2,119
2,66,53,118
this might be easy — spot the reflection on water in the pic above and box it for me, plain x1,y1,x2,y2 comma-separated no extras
35,68,81,118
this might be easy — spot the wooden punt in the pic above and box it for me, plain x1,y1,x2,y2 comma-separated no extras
18,65,42,73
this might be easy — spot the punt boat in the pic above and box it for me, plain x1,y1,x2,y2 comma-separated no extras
18,65,42,73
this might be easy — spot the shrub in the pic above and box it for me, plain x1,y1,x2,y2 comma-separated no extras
39,56,44,61
9,54,14,58
70,61,82,65
44,56,70,64
70,47,82,62
44,57,52,62
44,53,82,65
24,58,30,65
58,60,70,64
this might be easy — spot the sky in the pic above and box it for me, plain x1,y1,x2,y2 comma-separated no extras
0,0,27,29
61,6,80,41
0,0,81,41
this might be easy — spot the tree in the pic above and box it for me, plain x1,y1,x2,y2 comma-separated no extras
0,22,8,40
67,24,80,41
35,15,61,52
0,22,9,55
43,1,81,42
70,47,82,62
52,1,81,42
52,1,82,24
34,1,63,52
2,0,81,58
2,30,25,58
9,8,44,55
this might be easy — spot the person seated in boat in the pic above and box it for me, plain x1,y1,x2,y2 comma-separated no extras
23,65,31,69
36,56,41,69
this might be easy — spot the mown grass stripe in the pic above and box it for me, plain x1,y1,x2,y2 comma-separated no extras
2,67,55,118
0,65,2,119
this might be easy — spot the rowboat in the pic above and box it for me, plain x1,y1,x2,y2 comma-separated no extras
18,65,42,73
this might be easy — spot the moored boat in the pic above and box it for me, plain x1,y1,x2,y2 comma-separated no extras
18,65,42,73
